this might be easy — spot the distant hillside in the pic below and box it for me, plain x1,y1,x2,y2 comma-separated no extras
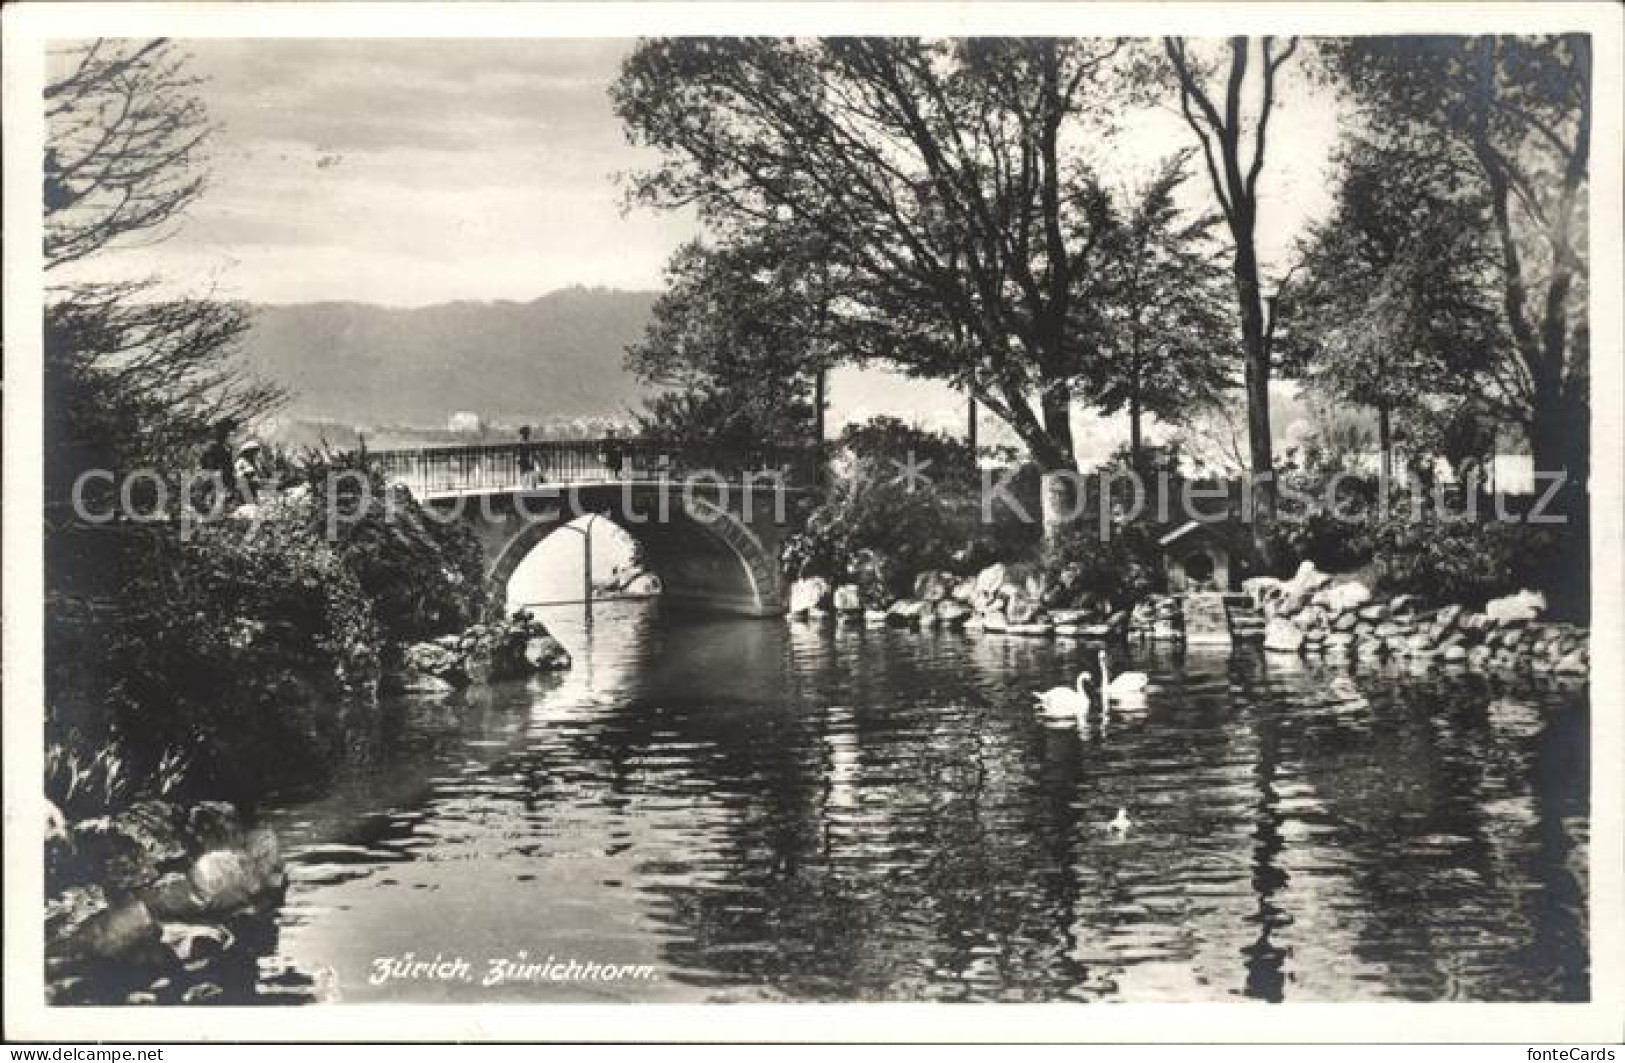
238,286,659,429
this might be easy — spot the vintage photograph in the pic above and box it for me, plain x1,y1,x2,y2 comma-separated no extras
7,3,1619,1040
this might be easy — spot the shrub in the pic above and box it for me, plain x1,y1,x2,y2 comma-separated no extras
1357,513,1569,608
783,418,1039,593
294,448,485,641
1040,519,1163,611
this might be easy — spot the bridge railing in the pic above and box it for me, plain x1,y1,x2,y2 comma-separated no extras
369,438,821,497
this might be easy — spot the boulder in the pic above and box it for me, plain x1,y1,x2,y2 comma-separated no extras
1433,604,1465,633
69,817,162,891
1323,581,1373,614
787,577,831,616
1332,611,1360,632
1242,577,1285,605
188,850,260,914
1274,591,1309,618
1288,560,1332,593
403,640,460,678
913,570,954,603
1150,619,1185,642
138,872,201,921
244,828,283,889
886,599,927,626
973,563,1010,605
523,636,571,672
863,609,890,627
1441,643,1469,663
1263,617,1306,653
832,584,864,614
183,983,224,1005
1486,589,1547,622
1296,605,1328,632
1553,650,1589,675
1004,590,1043,625
48,887,157,962
1356,602,1389,622
1388,594,1421,615
978,610,1009,633
184,803,242,853
934,600,972,626
1324,632,1356,650
1047,609,1090,626
161,922,234,965
950,577,978,603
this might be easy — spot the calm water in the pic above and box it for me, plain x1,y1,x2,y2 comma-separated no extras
243,600,1587,1004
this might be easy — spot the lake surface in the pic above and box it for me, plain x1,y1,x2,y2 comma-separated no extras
244,600,1588,1003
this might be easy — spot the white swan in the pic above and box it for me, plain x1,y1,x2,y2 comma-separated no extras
1034,672,1091,716
1092,653,1149,697
1107,807,1133,835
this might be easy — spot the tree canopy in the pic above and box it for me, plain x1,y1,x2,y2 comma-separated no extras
614,37,1129,471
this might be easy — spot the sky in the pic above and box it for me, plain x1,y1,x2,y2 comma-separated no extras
105,39,693,305
75,37,1348,456
90,37,1348,309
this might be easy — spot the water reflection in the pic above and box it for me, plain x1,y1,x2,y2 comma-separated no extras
229,600,1586,1003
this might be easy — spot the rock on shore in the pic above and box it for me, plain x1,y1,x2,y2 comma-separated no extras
1246,563,1587,677
391,611,570,693
46,799,288,1005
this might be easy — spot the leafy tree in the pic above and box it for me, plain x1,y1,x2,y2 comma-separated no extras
1083,151,1236,469
1332,35,1591,489
1280,134,1502,482
44,39,282,514
1161,36,1301,555
627,237,825,451
613,37,1126,473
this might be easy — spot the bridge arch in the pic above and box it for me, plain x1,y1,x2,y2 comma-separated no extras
477,488,787,619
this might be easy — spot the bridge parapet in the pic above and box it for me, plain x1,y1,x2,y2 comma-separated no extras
370,438,818,499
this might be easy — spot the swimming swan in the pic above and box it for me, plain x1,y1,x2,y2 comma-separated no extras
1094,654,1150,697
1034,672,1092,716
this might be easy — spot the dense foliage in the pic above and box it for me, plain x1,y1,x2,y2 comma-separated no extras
782,419,1039,596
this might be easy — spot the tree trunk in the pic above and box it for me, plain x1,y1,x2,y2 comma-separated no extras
1377,400,1393,485
1039,382,1076,471
1232,234,1276,564
1129,389,1143,472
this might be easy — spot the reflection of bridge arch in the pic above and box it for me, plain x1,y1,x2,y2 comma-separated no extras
429,485,789,620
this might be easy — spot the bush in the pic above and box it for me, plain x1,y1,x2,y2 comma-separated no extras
295,448,486,641
782,418,1039,593
1357,513,1569,609
1040,519,1164,611
44,448,488,807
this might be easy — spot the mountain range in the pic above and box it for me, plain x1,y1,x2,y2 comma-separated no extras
237,286,659,430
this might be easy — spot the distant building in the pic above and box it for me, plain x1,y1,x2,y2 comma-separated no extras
447,411,485,434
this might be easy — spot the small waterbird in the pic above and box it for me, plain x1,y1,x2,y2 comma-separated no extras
1107,808,1134,835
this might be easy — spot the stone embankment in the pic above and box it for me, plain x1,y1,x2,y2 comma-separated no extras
390,610,572,693
1247,562,1589,676
788,557,1588,678
47,799,293,1005
787,561,1128,641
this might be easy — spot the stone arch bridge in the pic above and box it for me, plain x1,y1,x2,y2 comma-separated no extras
372,439,815,618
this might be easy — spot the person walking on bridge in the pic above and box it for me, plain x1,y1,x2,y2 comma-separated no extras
517,425,543,488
